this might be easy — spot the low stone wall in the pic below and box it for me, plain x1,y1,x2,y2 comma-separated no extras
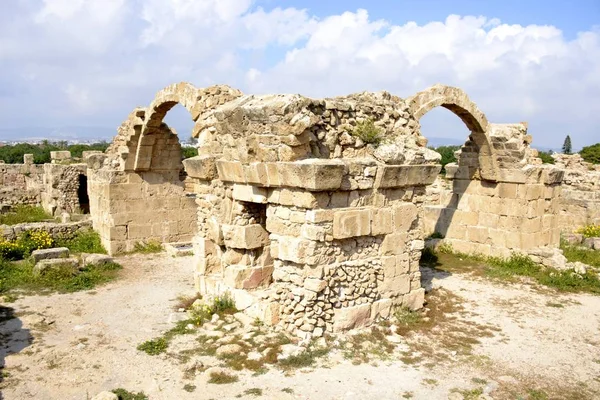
552,154,600,231
1,219,93,242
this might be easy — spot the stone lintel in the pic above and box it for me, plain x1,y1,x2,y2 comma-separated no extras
375,164,441,189
216,159,345,191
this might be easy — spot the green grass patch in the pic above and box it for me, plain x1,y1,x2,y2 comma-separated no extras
278,346,330,370
485,253,600,294
0,258,121,295
55,230,107,254
137,320,195,356
424,248,600,295
183,384,196,392
561,241,600,268
111,388,149,400
0,205,54,225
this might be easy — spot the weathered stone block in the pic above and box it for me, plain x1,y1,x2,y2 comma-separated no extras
222,224,269,249
32,247,69,263
371,207,393,236
303,278,327,292
33,257,79,275
183,155,217,180
232,184,268,203
393,203,418,231
333,303,372,332
81,253,114,266
402,288,425,311
333,209,371,239
224,265,274,289
276,159,345,191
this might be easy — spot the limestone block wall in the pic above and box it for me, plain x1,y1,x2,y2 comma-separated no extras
424,172,562,258
552,154,600,230
87,167,197,255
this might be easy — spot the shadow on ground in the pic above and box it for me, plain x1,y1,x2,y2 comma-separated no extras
0,306,33,400
420,260,452,291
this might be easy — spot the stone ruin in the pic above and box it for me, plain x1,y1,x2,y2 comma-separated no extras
80,81,591,338
0,150,98,217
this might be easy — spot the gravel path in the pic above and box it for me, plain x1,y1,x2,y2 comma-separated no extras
1,253,599,400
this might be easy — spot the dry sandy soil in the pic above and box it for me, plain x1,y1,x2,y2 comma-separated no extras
1,253,599,400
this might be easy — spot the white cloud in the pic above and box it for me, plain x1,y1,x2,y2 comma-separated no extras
0,2,598,148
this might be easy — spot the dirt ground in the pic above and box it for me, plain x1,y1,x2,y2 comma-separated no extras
1,253,599,400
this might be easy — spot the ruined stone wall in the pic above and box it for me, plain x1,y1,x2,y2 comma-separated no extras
87,105,201,255
188,91,441,338
41,163,87,216
552,154,600,230
424,173,562,258
0,156,44,206
95,81,569,336
421,123,563,258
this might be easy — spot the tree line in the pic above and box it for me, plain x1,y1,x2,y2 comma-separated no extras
0,141,109,164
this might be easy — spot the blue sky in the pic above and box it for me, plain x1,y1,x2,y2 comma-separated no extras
281,0,599,39
1,0,599,150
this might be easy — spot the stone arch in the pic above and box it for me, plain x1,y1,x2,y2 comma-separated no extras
134,83,243,171
406,84,497,181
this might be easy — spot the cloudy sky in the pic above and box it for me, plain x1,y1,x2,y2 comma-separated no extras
1,0,599,150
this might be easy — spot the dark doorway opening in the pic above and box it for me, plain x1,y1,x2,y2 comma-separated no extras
78,174,90,214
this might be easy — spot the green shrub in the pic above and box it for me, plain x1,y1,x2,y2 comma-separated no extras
538,151,555,164
351,119,384,146
580,143,600,164
111,388,149,400
0,205,53,225
431,145,460,172
0,141,108,164
181,146,198,159
0,230,54,260
188,292,237,326
137,337,168,355
576,224,600,238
